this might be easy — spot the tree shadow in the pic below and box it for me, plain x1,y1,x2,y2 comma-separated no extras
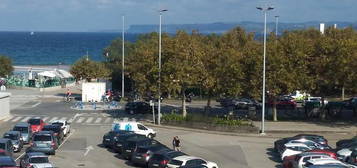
266,147,283,168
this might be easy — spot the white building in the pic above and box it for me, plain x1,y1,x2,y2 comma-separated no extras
0,92,11,120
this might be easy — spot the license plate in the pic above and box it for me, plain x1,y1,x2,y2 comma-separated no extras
105,139,110,141
126,150,131,152
153,164,159,167
136,156,141,159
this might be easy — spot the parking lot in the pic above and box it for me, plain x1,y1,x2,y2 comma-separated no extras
0,89,355,168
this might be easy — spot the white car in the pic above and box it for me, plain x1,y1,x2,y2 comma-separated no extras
285,139,328,150
291,153,331,168
281,143,313,160
304,158,345,167
337,147,356,162
51,120,71,136
111,121,156,138
166,156,218,168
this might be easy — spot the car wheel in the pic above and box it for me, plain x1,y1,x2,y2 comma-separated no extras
147,134,153,139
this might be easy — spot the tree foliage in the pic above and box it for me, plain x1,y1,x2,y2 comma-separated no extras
0,55,13,77
70,57,110,82
105,26,357,118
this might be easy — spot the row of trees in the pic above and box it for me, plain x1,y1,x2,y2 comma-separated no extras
103,26,357,119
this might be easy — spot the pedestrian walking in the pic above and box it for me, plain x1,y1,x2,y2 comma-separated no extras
172,136,181,151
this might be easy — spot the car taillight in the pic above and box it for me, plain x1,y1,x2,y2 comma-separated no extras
26,163,32,168
142,153,149,157
51,142,56,147
30,142,33,146
160,160,168,165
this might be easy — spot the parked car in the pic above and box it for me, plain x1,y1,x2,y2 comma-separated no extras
125,101,154,114
347,148,357,165
20,152,53,168
268,96,297,109
0,139,13,157
166,156,218,168
121,137,160,160
3,131,23,152
307,164,353,168
284,139,330,151
27,131,58,155
51,120,70,136
337,146,357,162
112,121,156,138
275,135,328,153
0,149,10,157
112,133,146,153
42,125,64,144
336,136,357,149
304,158,344,167
27,118,45,133
148,150,186,168
131,144,170,166
281,144,313,160
292,153,332,168
283,150,337,168
102,130,133,148
0,156,17,168
13,122,33,144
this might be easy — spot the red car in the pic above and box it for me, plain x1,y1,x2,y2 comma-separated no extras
269,96,297,109
282,149,337,168
27,118,45,133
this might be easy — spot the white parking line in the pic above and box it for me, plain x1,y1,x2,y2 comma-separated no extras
95,118,102,123
76,117,85,123
104,118,111,123
3,116,14,122
31,101,41,108
21,116,31,122
86,117,93,123
11,116,22,122
49,117,59,123
42,117,50,122
59,117,67,121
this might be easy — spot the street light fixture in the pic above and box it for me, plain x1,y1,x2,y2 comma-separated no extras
257,5,274,135
158,9,168,125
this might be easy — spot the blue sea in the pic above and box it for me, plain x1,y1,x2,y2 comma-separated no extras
0,32,139,65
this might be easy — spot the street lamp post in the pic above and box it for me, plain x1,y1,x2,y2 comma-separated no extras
158,9,167,125
257,5,274,135
122,15,125,99
275,15,279,36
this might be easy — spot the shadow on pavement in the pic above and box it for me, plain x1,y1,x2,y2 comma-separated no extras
266,148,282,168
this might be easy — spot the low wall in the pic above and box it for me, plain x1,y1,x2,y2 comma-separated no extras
0,92,11,120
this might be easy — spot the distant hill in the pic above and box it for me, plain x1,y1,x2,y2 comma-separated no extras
126,21,357,35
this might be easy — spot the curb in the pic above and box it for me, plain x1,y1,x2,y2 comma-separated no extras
143,122,356,138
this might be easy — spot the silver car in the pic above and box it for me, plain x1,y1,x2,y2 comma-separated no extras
3,131,23,152
20,152,54,168
13,122,33,144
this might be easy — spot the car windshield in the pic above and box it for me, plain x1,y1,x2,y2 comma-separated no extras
29,157,49,163
33,135,52,141
167,152,185,158
4,134,17,140
28,119,40,125
0,143,5,149
136,148,148,153
127,141,136,148
52,123,63,127
13,126,28,133
169,159,183,166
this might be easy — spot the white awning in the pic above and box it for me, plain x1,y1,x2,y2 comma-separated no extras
38,71,56,78
57,69,73,78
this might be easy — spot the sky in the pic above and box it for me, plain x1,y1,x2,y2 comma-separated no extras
0,0,355,32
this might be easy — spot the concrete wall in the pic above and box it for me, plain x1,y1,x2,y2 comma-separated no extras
0,92,11,120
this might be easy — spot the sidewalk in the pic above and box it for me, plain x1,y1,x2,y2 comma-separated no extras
253,121,357,134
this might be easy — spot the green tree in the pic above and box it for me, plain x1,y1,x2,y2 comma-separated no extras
70,57,110,82
0,55,13,77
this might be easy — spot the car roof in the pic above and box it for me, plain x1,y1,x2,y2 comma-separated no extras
51,120,66,123
35,131,53,135
0,138,10,143
127,136,149,142
298,152,329,157
172,155,202,161
307,158,341,164
27,152,47,157
0,156,15,164
28,118,42,121
4,131,20,135
14,122,29,127
43,125,60,128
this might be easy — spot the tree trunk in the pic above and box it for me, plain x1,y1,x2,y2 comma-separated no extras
205,90,212,115
272,97,278,121
182,89,187,117
342,86,345,101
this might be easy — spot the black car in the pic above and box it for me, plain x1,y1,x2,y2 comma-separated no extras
131,144,170,166
102,130,134,148
0,139,13,157
113,133,146,153
0,156,17,168
274,134,328,153
125,101,155,114
3,131,23,153
121,137,159,159
148,150,186,168
336,136,357,149
42,125,64,144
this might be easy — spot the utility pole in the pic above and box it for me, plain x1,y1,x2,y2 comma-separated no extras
122,15,125,99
